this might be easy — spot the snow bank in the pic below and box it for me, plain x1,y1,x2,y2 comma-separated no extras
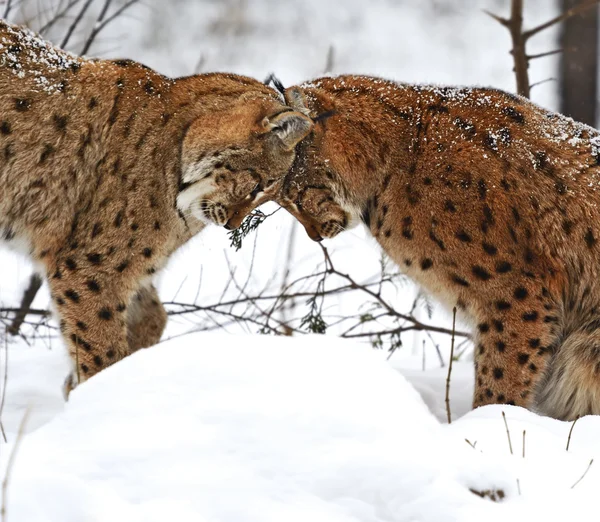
1,334,598,521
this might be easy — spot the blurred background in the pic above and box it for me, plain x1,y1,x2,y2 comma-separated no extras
0,0,598,381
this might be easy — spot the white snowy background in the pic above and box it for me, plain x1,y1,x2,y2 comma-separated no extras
2,1,599,521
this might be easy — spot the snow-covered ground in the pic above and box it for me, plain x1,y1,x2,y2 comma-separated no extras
1,334,599,522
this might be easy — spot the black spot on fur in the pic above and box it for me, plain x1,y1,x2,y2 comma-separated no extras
142,247,153,258
493,320,504,332
39,144,55,163
562,220,573,235
0,121,11,135
528,338,540,348
421,258,433,270
98,308,113,320
451,275,470,287
514,287,528,300
429,229,445,251
495,261,512,273
116,260,129,272
555,180,567,195
495,300,511,311
65,289,79,302
518,353,530,365
585,228,596,248
93,355,103,366
144,80,156,95
65,257,77,271
87,253,102,265
14,98,31,111
53,114,68,131
482,242,497,256
478,323,490,333
86,279,100,293
493,367,504,379
522,311,539,322
456,230,472,243
444,200,456,212
402,216,413,239
502,106,524,124
496,341,506,352
453,117,476,136
114,210,123,228
91,223,102,238
472,265,491,281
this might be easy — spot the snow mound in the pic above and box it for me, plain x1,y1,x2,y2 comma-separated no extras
1,333,599,521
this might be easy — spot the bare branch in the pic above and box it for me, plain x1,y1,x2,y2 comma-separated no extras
528,48,563,60
7,274,42,336
80,0,141,55
38,0,81,35
60,0,94,49
3,0,12,19
445,307,456,424
524,0,600,40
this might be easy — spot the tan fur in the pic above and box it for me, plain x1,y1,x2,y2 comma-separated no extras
275,74,600,421
0,21,312,388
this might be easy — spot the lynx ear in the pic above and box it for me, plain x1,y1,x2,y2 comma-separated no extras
284,87,310,116
265,111,313,151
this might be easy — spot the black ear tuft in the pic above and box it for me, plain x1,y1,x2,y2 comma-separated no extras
264,73,286,95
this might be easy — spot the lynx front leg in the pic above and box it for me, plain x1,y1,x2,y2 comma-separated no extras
126,284,167,353
472,282,562,409
48,260,135,389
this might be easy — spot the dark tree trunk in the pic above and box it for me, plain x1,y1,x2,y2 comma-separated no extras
559,0,598,127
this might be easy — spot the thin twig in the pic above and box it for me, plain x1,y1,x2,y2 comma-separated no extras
7,274,42,337
80,0,141,55
571,458,594,489
528,48,563,60
524,0,600,40
522,429,526,458
502,411,514,455
38,0,81,35
445,307,456,424
566,416,580,451
79,0,112,55
0,332,7,443
60,0,94,49
1,408,30,522
2,0,12,19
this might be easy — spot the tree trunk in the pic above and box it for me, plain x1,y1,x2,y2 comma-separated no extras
560,0,598,127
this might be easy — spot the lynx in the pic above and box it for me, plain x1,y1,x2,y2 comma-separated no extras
274,74,600,421
0,21,313,390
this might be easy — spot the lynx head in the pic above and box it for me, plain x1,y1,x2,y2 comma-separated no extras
276,86,360,242
177,92,313,230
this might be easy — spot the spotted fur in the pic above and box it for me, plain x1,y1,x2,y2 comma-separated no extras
276,74,600,420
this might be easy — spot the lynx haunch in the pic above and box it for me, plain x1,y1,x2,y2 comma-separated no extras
277,74,600,421
0,21,313,390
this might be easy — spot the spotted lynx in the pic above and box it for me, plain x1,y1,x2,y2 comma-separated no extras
274,74,600,421
0,21,313,389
